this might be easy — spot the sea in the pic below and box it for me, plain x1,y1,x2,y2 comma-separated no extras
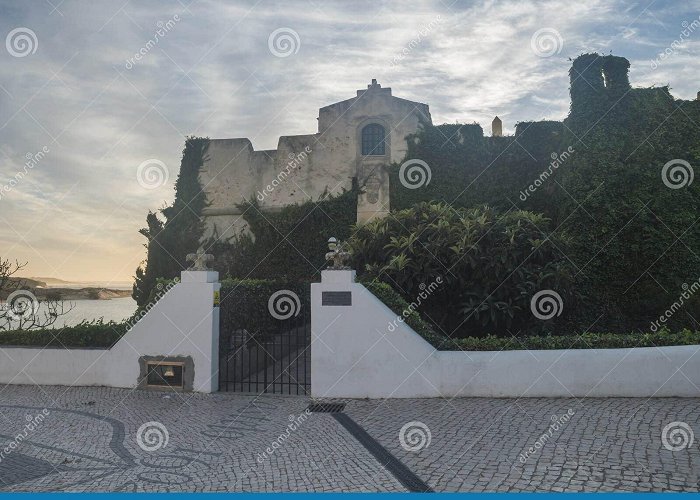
48,297,137,328
33,281,137,328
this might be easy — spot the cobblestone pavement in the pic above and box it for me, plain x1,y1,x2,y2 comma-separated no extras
0,386,698,492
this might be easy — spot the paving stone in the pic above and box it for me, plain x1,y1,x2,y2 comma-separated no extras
0,387,698,491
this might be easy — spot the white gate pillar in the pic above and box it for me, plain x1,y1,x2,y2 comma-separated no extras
180,270,220,392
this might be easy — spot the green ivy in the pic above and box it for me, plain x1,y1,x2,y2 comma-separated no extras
385,53,700,333
208,187,358,281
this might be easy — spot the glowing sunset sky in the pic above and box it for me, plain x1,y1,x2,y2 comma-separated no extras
0,0,697,281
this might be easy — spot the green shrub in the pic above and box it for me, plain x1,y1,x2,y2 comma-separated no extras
385,55,700,334
350,202,578,337
0,321,127,348
557,82,700,332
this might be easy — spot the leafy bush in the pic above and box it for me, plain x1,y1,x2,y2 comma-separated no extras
0,321,127,348
385,54,700,334
349,202,578,337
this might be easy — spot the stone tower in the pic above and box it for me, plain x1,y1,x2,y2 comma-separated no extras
492,116,503,137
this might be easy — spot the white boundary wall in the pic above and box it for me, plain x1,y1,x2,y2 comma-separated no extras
0,271,220,393
311,271,700,398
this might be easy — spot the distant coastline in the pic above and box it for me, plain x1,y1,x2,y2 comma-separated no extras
1,276,132,301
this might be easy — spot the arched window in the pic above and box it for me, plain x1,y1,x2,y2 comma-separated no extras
361,124,386,155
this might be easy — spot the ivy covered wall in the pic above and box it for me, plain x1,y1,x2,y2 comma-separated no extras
135,54,700,333
387,53,700,332
206,187,358,281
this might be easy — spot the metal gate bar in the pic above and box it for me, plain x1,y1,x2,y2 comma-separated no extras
218,290,310,394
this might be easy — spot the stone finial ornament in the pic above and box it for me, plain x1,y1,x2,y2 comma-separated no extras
325,237,351,270
186,247,214,271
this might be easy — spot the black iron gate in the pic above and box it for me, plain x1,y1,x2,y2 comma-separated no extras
218,286,311,394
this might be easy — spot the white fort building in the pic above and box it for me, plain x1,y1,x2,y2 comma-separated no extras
199,79,432,241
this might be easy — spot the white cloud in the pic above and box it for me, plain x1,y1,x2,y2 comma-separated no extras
0,0,698,280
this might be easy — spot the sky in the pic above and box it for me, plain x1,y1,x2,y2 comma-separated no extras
0,0,698,282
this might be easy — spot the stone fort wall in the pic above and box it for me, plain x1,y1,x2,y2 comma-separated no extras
199,80,431,242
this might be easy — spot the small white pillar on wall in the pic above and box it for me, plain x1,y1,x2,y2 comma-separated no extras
178,270,220,392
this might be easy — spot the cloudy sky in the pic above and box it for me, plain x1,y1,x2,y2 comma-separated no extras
0,0,698,282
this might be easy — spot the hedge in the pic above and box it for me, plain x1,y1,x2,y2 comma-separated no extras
435,329,700,351
384,54,700,334
0,321,127,348
363,279,700,350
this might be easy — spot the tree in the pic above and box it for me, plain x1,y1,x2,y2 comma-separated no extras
0,258,73,331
